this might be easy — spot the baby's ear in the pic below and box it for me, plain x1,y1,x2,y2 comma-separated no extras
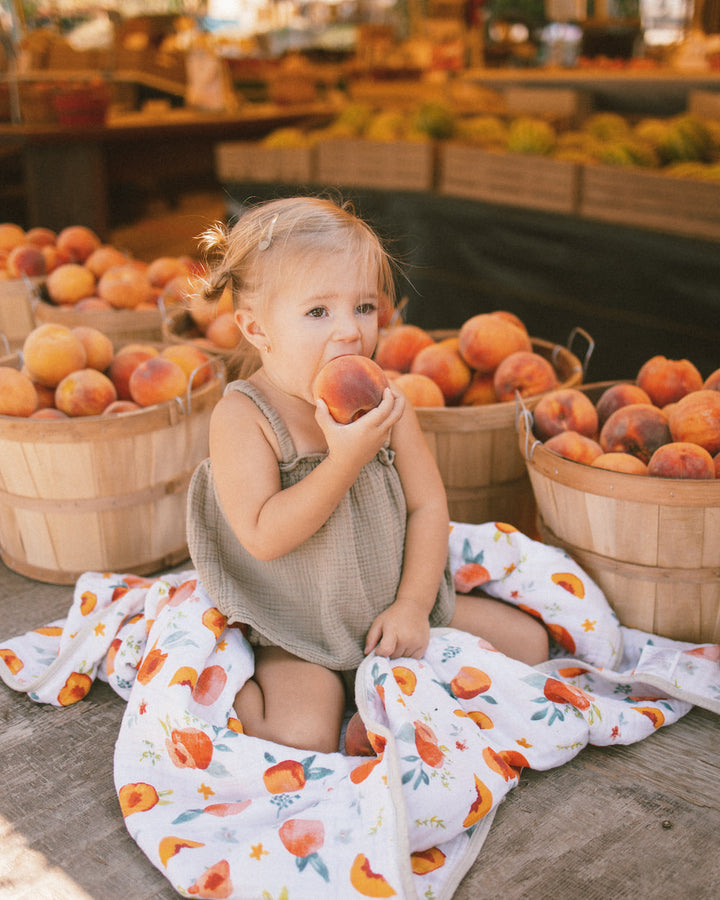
234,308,266,350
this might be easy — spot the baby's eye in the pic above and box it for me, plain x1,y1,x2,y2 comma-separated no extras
307,307,327,318
357,302,377,315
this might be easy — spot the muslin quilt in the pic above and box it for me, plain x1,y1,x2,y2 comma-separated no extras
1,521,718,900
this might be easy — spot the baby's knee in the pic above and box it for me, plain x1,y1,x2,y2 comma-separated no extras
522,617,550,666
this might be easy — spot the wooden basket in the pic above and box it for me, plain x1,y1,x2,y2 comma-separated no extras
518,382,720,644
0,277,39,350
33,293,163,345
416,330,589,535
0,351,224,585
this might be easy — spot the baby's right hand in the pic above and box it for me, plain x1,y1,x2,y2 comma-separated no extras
316,387,404,471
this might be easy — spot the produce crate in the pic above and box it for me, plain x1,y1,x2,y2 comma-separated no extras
579,164,720,242
438,143,581,214
518,383,720,644
214,141,314,184
314,138,435,192
687,90,720,120
34,295,163,345
503,86,593,128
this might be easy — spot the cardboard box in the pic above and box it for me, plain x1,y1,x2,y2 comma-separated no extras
580,164,720,242
214,141,314,184
438,143,581,214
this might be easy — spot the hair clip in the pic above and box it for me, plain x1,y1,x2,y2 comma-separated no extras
258,213,279,251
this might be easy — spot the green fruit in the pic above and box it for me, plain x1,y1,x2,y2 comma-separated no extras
261,127,308,148
455,115,509,148
365,110,409,142
506,117,556,155
412,102,456,140
582,112,631,142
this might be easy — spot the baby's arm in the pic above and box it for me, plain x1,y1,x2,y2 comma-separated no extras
364,399,451,659
210,387,404,560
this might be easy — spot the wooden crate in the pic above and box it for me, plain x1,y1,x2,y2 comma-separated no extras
687,90,720,120
518,383,720,644
503,86,593,127
214,141,314,184
438,143,581,214
314,138,435,191
580,164,720,242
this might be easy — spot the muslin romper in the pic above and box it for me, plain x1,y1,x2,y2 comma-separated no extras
187,380,455,671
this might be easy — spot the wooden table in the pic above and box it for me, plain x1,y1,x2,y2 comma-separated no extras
0,102,336,238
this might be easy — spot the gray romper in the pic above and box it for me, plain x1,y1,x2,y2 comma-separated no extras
187,380,455,671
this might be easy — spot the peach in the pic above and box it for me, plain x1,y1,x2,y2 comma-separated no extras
0,223,26,253
374,324,435,373
460,372,497,406
116,343,159,358
22,323,87,388
160,344,213,389
599,403,672,464
591,452,649,475
103,399,141,415
393,372,445,407
30,407,69,419
6,243,47,278
85,245,128,278
205,311,241,349
108,348,157,399
714,452,720,478
129,357,189,407
74,296,112,311
45,263,96,305
647,442,715,479
41,245,67,274
0,367,39,417
410,340,472,404
55,368,117,417
32,380,56,409
704,368,720,392
458,314,531,374
544,431,604,465
636,355,704,407
313,355,389,424
668,389,720,456
146,255,192,288
164,274,200,311
97,264,154,309
595,382,652,427
25,226,56,247
71,326,114,372
532,388,599,441
492,350,557,402
489,309,528,333
55,225,101,263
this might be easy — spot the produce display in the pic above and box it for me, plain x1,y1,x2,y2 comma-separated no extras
373,311,561,408
0,323,216,419
528,357,720,478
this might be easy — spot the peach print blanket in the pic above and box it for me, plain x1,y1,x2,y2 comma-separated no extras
1,522,719,900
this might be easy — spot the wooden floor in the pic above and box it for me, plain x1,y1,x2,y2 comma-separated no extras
1,555,719,900
2,192,719,898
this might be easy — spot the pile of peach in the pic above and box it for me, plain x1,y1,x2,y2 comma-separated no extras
374,311,559,407
0,322,216,419
172,284,242,353
0,221,197,312
530,356,720,479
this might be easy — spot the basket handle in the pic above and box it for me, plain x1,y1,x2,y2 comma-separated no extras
514,391,542,461
566,327,594,378
0,333,10,356
174,355,226,417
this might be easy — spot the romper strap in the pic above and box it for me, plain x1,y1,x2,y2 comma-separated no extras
224,380,298,464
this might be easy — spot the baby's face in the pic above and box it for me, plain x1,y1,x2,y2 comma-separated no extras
257,250,381,404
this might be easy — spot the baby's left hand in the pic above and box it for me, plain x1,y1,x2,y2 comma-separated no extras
364,600,430,660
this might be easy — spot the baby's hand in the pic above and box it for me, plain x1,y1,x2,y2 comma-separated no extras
364,600,430,660
316,386,404,472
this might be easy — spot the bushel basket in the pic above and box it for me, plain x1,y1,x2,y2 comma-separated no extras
518,382,720,644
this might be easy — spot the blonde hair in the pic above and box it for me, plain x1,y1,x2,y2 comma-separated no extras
194,196,396,378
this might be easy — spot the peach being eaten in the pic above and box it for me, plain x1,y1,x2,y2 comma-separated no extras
492,350,557,402
55,368,117,417
647,442,715,479
599,403,671,464
532,388,599,442
410,340,472,404
313,355,389,424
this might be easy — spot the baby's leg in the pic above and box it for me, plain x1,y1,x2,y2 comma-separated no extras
449,592,549,666
233,646,346,753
